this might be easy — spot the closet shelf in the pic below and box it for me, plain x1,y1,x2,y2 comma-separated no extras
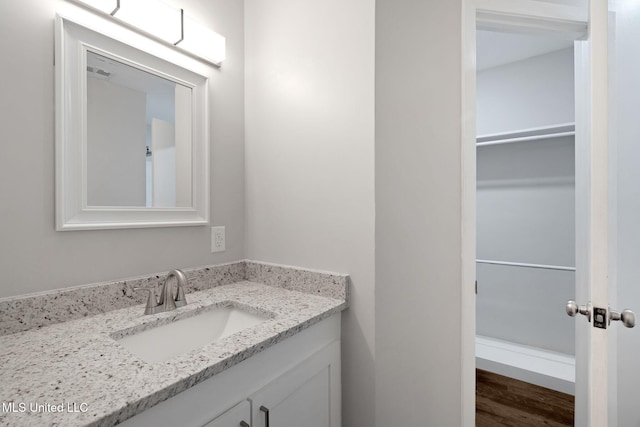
476,122,575,147
476,259,576,272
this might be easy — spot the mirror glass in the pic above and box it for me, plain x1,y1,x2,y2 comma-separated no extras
56,13,211,230
86,51,192,208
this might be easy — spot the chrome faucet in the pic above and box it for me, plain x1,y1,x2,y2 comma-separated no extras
134,269,189,315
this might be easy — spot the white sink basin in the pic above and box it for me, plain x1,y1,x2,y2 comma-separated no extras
114,305,270,363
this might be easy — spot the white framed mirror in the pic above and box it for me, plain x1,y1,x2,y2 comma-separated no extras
55,7,211,230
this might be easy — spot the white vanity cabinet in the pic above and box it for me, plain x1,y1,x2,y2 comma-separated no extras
120,314,341,427
203,400,250,427
250,340,339,427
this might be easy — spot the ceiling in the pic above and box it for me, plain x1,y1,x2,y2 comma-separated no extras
476,30,574,71
87,51,177,125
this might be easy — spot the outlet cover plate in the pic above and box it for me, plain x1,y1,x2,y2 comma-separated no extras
211,226,225,253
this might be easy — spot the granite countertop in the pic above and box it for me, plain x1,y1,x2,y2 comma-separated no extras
0,281,347,426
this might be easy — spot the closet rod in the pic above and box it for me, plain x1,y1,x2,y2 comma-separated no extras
476,131,575,147
476,259,576,272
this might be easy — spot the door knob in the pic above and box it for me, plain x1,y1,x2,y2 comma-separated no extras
609,308,636,328
566,300,591,322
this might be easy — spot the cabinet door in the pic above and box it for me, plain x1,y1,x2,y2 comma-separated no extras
203,400,251,427
251,341,340,427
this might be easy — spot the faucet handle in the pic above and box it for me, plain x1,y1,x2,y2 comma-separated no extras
133,286,161,315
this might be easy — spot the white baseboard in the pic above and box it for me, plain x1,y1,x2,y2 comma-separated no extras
476,335,575,395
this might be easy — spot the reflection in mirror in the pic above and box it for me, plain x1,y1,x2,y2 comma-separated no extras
86,51,192,208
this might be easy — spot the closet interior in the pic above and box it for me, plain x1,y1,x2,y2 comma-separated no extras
475,30,576,395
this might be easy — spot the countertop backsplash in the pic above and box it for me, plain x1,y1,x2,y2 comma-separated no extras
0,260,350,336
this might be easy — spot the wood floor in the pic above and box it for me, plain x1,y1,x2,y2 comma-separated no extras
476,369,574,427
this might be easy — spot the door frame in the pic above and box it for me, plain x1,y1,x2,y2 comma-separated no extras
461,1,593,425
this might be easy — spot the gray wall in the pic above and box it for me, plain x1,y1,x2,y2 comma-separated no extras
477,48,575,135
0,0,244,298
375,0,466,425
476,48,576,355
243,0,375,426
476,137,576,354
87,78,147,207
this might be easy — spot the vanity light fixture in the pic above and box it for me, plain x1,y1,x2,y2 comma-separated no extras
111,0,183,45
73,0,119,15
177,15,226,66
72,0,226,66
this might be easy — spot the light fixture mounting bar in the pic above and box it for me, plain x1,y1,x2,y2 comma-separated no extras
174,8,184,45
110,0,120,16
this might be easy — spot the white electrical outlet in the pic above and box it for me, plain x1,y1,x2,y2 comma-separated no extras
211,226,226,253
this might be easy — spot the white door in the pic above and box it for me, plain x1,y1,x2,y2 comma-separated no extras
568,0,612,423
569,0,640,425
607,2,640,425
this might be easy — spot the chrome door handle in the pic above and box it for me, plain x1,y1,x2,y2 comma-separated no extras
609,308,636,328
566,300,591,322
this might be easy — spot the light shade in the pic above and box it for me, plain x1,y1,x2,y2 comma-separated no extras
72,0,226,65
76,0,118,14
114,0,182,44
177,15,226,66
